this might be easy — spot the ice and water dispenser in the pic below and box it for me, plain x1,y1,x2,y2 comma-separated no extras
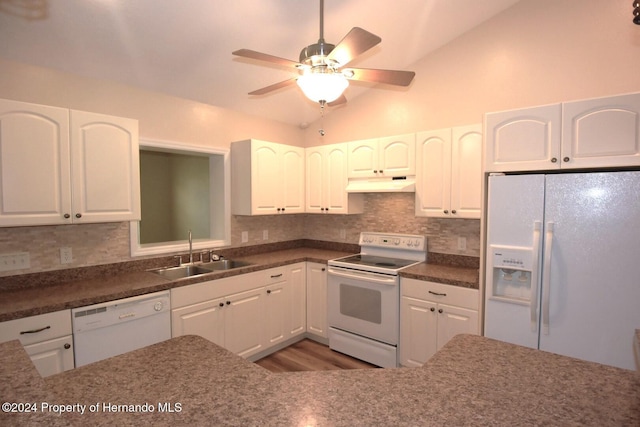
489,245,534,304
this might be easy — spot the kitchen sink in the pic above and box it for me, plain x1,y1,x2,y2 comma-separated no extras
150,259,252,279
199,259,252,270
150,265,214,280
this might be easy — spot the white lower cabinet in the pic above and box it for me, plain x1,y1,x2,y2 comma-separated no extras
0,310,74,377
306,262,328,339
400,278,479,367
171,263,307,359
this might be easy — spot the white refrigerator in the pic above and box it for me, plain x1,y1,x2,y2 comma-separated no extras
484,171,640,370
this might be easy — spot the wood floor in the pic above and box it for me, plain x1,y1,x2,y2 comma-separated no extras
255,339,378,373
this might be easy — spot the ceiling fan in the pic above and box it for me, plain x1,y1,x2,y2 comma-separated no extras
232,0,415,107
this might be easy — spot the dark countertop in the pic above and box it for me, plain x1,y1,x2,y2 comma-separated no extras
2,334,638,426
0,245,479,322
399,262,479,289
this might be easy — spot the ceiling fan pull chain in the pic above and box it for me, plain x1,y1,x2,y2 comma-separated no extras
318,100,326,136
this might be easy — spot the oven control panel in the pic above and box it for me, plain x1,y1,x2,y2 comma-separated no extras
359,232,425,251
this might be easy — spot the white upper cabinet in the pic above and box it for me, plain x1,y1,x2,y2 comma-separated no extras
561,92,640,169
347,134,415,178
485,92,640,172
0,98,140,227
70,110,140,223
231,139,305,215
305,143,363,214
416,125,482,219
484,104,561,172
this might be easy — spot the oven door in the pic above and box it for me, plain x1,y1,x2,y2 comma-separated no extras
327,266,399,345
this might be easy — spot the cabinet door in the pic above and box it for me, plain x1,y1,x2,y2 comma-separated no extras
24,335,74,377
484,104,562,172
305,147,325,213
0,99,72,226
450,125,482,219
265,280,289,346
415,129,451,218
347,138,378,178
224,287,265,358
561,92,640,169
400,296,438,367
379,134,415,177
288,263,306,337
324,144,351,213
251,141,281,214
306,262,327,338
171,298,225,347
280,145,305,213
436,304,479,352
70,110,140,223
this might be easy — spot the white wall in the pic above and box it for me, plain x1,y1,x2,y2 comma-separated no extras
303,0,640,145
0,58,303,148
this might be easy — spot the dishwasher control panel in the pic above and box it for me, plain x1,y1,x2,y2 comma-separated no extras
72,291,171,333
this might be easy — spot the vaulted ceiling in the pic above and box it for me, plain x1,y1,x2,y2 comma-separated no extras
0,0,520,127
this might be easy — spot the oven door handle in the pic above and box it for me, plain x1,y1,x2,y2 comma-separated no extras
328,267,398,285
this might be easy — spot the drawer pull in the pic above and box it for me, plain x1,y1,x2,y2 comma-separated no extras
20,325,51,335
270,274,283,278
428,290,447,297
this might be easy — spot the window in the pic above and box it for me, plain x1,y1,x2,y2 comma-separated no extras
130,139,230,257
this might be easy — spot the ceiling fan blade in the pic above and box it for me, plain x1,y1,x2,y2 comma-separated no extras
328,94,347,107
326,27,381,67
342,67,415,86
233,49,301,68
248,78,298,96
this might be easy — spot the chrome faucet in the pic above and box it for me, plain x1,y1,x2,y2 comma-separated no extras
188,229,193,264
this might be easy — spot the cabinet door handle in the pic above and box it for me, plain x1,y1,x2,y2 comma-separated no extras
270,274,283,278
428,290,447,297
551,157,558,163
451,210,457,214
438,308,443,314
219,302,224,307
430,307,435,312
563,157,570,162
75,213,82,218
20,326,51,335
443,210,449,214
266,289,271,294
321,268,326,272
63,213,71,219
226,301,231,305
64,343,71,350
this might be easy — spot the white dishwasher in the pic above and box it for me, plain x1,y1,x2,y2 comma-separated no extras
72,290,171,367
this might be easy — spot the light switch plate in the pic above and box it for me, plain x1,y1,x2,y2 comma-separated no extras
0,252,30,272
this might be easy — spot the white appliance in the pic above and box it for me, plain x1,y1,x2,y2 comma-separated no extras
72,291,171,367
328,232,426,368
484,171,640,370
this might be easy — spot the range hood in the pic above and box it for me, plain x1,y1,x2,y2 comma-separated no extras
345,176,416,193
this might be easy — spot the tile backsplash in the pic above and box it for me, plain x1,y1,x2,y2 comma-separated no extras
0,193,479,276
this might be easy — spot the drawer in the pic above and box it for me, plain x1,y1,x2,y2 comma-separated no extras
401,278,478,311
0,310,72,346
261,267,288,284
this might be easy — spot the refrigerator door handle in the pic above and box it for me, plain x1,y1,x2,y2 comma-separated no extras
530,221,542,332
541,221,555,335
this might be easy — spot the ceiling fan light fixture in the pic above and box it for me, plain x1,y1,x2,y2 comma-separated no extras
297,71,349,103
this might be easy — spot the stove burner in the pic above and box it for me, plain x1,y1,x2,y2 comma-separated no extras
375,262,396,267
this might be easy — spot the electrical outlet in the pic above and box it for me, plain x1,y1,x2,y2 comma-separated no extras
263,230,268,240
340,229,346,239
60,247,73,264
457,237,467,251
0,252,30,272
241,231,248,243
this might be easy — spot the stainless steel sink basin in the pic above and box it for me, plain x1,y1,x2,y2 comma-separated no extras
150,265,213,280
200,259,252,270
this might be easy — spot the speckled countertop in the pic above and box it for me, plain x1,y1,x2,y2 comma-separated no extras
2,334,638,426
0,241,479,322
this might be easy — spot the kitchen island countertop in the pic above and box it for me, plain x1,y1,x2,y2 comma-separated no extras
2,333,638,426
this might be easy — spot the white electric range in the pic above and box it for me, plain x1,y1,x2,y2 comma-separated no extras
327,232,426,367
